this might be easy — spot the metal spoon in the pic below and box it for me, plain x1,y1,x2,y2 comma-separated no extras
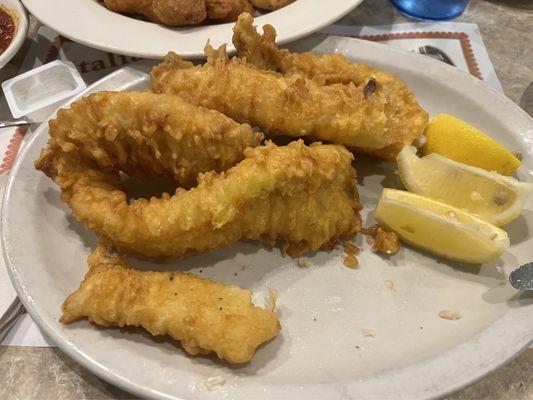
509,262,533,290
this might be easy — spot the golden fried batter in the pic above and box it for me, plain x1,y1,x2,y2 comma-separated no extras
36,140,361,260
103,0,207,26
233,13,375,84
250,0,294,10
362,225,401,255
207,0,253,22
151,47,402,153
48,91,262,186
61,246,280,364
232,13,429,159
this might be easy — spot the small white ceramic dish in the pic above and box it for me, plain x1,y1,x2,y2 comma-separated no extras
0,0,28,69
3,36,533,400
20,0,363,59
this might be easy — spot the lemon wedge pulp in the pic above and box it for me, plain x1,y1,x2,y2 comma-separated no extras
374,189,509,264
422,113,521,175
397,146,532,226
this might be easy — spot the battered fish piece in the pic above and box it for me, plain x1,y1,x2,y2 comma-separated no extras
103,0,207,26
48,91,262,186
151,47,401,153
207,0,253,22
232,13,429,159
250,0,293,10
233,13,374,84
36,140,361,260
61,246,280,364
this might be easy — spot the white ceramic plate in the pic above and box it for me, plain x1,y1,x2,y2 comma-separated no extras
0,0,28,69
3,35,533,400
20,0,363,59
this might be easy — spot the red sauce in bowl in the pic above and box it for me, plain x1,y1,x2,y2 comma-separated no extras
0,6,15,55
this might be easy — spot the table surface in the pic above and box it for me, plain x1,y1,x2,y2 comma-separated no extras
1,0,532,399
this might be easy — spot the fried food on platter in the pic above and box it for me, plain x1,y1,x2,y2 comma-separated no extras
61,246,280,364
103,0,207,26
232,13,374,84
151,47,402,154
48,91,262,187
35,140,361,260
250,0,294,10
232,13,429,159
207,0,253,22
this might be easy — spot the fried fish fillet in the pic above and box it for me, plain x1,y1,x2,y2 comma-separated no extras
48,91,262,186
103,0,207,26
232,13,374,84
250,0,294,10
232,13,429,159
36,140,361,260
61,246,280,364
151,47,403,154
207,0,253,22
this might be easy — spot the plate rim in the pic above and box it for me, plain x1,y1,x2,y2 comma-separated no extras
3,37,533,400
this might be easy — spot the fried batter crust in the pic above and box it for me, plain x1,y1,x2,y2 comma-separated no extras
61,246,280,364
249,0,294,10
151,48,398,152
232,13,429,159
36,140,362,260
207,0,253,22
103,0,207,26
48,91,262,186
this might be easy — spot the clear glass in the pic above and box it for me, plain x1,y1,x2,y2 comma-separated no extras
390,0,469,21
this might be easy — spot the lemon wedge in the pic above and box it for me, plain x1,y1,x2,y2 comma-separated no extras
374,189,509,264
397,146,532,226
422,114,521,175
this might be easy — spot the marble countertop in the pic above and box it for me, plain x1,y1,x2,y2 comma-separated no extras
1,0,532,398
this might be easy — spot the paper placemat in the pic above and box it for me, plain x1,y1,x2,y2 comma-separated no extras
322,22,502,92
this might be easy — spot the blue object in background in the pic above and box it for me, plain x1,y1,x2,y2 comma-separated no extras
390,0,469,21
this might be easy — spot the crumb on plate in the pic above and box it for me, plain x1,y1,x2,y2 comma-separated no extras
362,224,401,255
343,253,359,269
297,259,308,268
385,279,394,289
438,310,461,321
362,328,376,337
205,376,226,390
342,242,360,255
